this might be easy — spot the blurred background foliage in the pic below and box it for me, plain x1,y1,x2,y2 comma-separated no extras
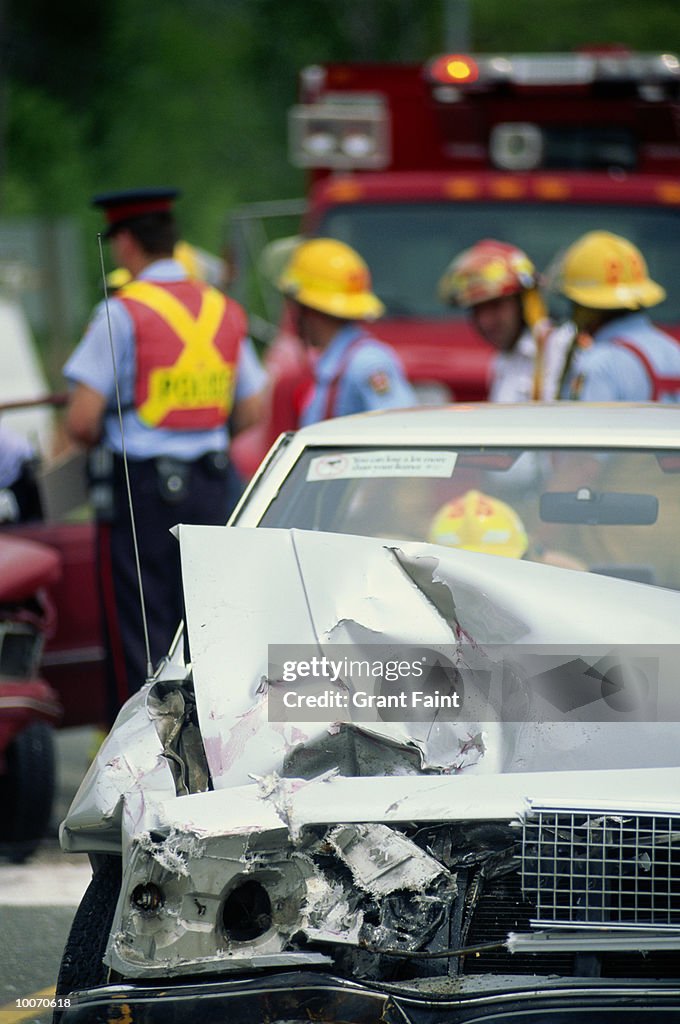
2,0,680,349
5,0,680,246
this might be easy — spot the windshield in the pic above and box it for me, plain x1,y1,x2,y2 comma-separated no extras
318,201,680,323
257,445,680,591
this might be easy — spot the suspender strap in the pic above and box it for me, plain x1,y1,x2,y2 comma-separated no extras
612,338,680,401
323,336,373,420
531,321,551,401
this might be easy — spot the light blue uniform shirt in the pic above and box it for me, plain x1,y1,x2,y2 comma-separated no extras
63,259,266,459
560,312,680,402
299,324,417,426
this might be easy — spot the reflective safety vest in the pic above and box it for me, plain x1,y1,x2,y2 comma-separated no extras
118,279,245,429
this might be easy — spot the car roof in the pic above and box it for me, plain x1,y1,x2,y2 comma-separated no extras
292,402,680,449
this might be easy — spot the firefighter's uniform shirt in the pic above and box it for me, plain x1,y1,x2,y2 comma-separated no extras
299,323,417,426
63,258,266,718
489,323,575,403
560,312,680,402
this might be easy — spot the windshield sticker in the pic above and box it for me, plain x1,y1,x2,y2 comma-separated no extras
306,450,458,481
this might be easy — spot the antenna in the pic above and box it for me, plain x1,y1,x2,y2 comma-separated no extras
97,233,154,679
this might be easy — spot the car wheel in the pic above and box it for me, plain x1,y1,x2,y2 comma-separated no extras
55,856,121,1007
0,720,56,861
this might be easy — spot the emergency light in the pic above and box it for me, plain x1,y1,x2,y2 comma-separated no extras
426,51,680,91
428,54,479,84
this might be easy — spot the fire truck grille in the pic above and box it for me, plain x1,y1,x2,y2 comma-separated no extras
520,808,680,930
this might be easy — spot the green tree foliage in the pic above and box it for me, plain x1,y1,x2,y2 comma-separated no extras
472,0,680,52
3,0,442,249
3,0,680,252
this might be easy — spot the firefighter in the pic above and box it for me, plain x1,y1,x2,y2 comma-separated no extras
277,238,416,424
553,230,680,401
428,490,585,570
429,490,529,558
438,239,574,402
63,187,266,721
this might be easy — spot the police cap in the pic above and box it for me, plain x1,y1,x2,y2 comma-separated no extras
92,187,180,237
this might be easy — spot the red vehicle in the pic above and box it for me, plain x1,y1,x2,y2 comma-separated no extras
0,531,62,861
0,403,108,734
230,48,680,477
0,432,108,857
8,517,107,729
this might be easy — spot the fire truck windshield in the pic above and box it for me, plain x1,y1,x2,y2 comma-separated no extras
317,201,680,325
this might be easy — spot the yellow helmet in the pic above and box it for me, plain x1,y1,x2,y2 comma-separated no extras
277,238,385,320
428,490,529,559
556,230,665,310
173,240,202,278
105,267,133,291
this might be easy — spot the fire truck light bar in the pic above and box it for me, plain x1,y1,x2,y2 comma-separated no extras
430,54,479,84
288,95,390,170
426,51,680,88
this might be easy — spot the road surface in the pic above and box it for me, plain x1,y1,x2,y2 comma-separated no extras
0,727,95,1024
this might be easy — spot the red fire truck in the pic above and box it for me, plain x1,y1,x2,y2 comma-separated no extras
229,48,680,476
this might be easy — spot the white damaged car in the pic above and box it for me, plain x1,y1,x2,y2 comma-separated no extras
55,403,680,1023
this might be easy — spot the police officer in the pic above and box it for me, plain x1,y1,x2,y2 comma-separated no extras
63,187,266,720
439,239,574,402
277,238,416,424
555,230,680,401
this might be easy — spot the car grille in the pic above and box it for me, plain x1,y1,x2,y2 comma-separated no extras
521,807,680,931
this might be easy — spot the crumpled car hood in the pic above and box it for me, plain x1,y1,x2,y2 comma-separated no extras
177,526,680,790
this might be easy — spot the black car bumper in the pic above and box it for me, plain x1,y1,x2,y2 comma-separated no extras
55,971,680,1024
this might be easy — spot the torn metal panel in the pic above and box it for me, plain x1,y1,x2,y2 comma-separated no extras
177,525,323,789
303,823,458,965
178,526,506,786
106,823,332,978
327,823,450,895
134,828,205,877
148,681,210,796
177,526,680,790
59,682,177,854
387,547,527,645
300,873,364,946
102,764,680,979
108,804,460,978
131,767,680,847
249,769,339,843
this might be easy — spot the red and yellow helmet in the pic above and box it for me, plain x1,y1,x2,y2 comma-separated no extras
428,489,529,559
439,239,538,309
